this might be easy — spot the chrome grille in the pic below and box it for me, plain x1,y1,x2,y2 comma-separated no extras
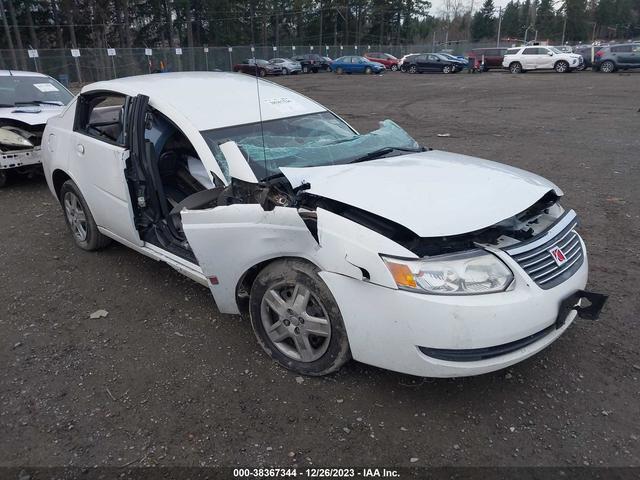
503,210,584,290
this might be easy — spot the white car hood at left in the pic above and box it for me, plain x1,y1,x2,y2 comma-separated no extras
0,104,66,126
280,150,562,238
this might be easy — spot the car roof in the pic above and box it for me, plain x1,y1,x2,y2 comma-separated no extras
81,72,326,131
0,70,50,77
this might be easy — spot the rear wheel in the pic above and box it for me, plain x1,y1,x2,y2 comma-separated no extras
259,68,267,77
442,65,453,74
408,65,417,74
554,60,569,73
600,60,615,73
249,259,351,376
281,67,289,75
390,64,398,71
60,180,111,251
509,62,523,74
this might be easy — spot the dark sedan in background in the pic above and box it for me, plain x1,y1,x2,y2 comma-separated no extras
401,53,464,74
232,59,282,77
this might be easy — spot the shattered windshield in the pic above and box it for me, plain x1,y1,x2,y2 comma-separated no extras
0,76,73,107
201,112,421,181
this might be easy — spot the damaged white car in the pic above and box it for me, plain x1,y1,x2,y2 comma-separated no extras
41,72,606,377
0,70,73,187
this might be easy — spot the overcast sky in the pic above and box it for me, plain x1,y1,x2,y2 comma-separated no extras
429,0,512,17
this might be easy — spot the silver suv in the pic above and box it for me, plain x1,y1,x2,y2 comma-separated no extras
593,43,640,73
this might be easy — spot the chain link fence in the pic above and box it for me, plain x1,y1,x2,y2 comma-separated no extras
0,42,504,86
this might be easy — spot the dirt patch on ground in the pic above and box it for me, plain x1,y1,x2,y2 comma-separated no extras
1,70,639,468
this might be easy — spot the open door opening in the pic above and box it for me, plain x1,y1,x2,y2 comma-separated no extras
125,95,225,263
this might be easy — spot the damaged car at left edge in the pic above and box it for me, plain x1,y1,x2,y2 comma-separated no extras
0,70,74,187
41,72,607,378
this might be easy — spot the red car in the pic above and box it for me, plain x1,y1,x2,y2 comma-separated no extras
364,52,399,71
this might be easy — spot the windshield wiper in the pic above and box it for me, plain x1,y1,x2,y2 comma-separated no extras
15,100,64,106
348,146,422,164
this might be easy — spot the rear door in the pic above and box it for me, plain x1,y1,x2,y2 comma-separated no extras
611,45,632,66
520,47,539,69
415,55,429,71
71,91,140,244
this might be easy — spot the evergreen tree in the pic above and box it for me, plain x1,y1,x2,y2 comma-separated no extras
535,0,556,39
501,1,522,38
470,0,496,40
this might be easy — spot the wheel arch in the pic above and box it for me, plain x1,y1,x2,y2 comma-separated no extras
235,256,321,317
52,168,72,200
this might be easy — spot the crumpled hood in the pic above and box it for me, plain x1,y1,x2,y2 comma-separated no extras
281,150,562,238
0,105,65,126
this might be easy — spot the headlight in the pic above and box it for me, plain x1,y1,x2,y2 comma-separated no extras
0,128,33,148
382,250,513,295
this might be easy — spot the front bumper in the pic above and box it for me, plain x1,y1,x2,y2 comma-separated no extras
1,147,42,170
320,246,604,377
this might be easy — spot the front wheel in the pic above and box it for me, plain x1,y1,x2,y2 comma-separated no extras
60,180,111,251
364,66,372,74
249,259,351,376
555,60,569,73
600,60,615,73
259,68,267,77
281,67,289,75
442,65,453,74
509,62,523,74
390,64,398,71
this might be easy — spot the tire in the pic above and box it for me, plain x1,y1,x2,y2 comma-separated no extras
282,67,289,75
600,60,615,73
249,259,351,376
365,66,372,74
259,68,267,77
391,64,398,71
442,65,452,74
408,65,417,74
335,67,343,75
302,65,309,74
59,180,111,251
554,60,569,73
509,62,523,74
0,170,7,188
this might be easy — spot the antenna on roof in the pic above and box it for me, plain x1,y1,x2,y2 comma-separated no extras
251,45,268,178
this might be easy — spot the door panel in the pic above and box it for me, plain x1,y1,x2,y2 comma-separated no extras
71,132,139,244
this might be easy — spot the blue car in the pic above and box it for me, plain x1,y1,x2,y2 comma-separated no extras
332,56,385,75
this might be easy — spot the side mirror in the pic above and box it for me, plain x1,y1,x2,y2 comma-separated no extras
548,52,554,56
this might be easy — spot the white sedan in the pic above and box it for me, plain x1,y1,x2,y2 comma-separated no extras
0,70,73,187
41,72,606,377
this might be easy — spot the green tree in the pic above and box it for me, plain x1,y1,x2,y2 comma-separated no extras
535,0,556,39
564,0,588,40
471,0,496,40
501,1,522,38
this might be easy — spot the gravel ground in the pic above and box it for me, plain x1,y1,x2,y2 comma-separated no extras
1,70,639,469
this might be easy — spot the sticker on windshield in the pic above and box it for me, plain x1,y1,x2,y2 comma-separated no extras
264,97,304,114
33,83,59,93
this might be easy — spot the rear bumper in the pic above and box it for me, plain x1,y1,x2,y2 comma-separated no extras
1,147,42,170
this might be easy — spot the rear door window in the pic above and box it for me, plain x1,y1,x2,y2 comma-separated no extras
611,45,632,53
75,93,127,146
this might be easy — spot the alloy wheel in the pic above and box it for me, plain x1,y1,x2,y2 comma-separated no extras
409,65,417,74
601,61,614,73
260,282,332,363
391,64,398,71
555,61,568,73
282,68,288,75
63,191,88,242
510,62,522,74
443,65,452,74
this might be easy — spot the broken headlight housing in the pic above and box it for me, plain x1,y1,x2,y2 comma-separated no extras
382,250,513,295
0,128,34,149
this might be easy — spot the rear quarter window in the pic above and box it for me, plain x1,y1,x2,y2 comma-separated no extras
611,45,632,53
505,48,520,55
